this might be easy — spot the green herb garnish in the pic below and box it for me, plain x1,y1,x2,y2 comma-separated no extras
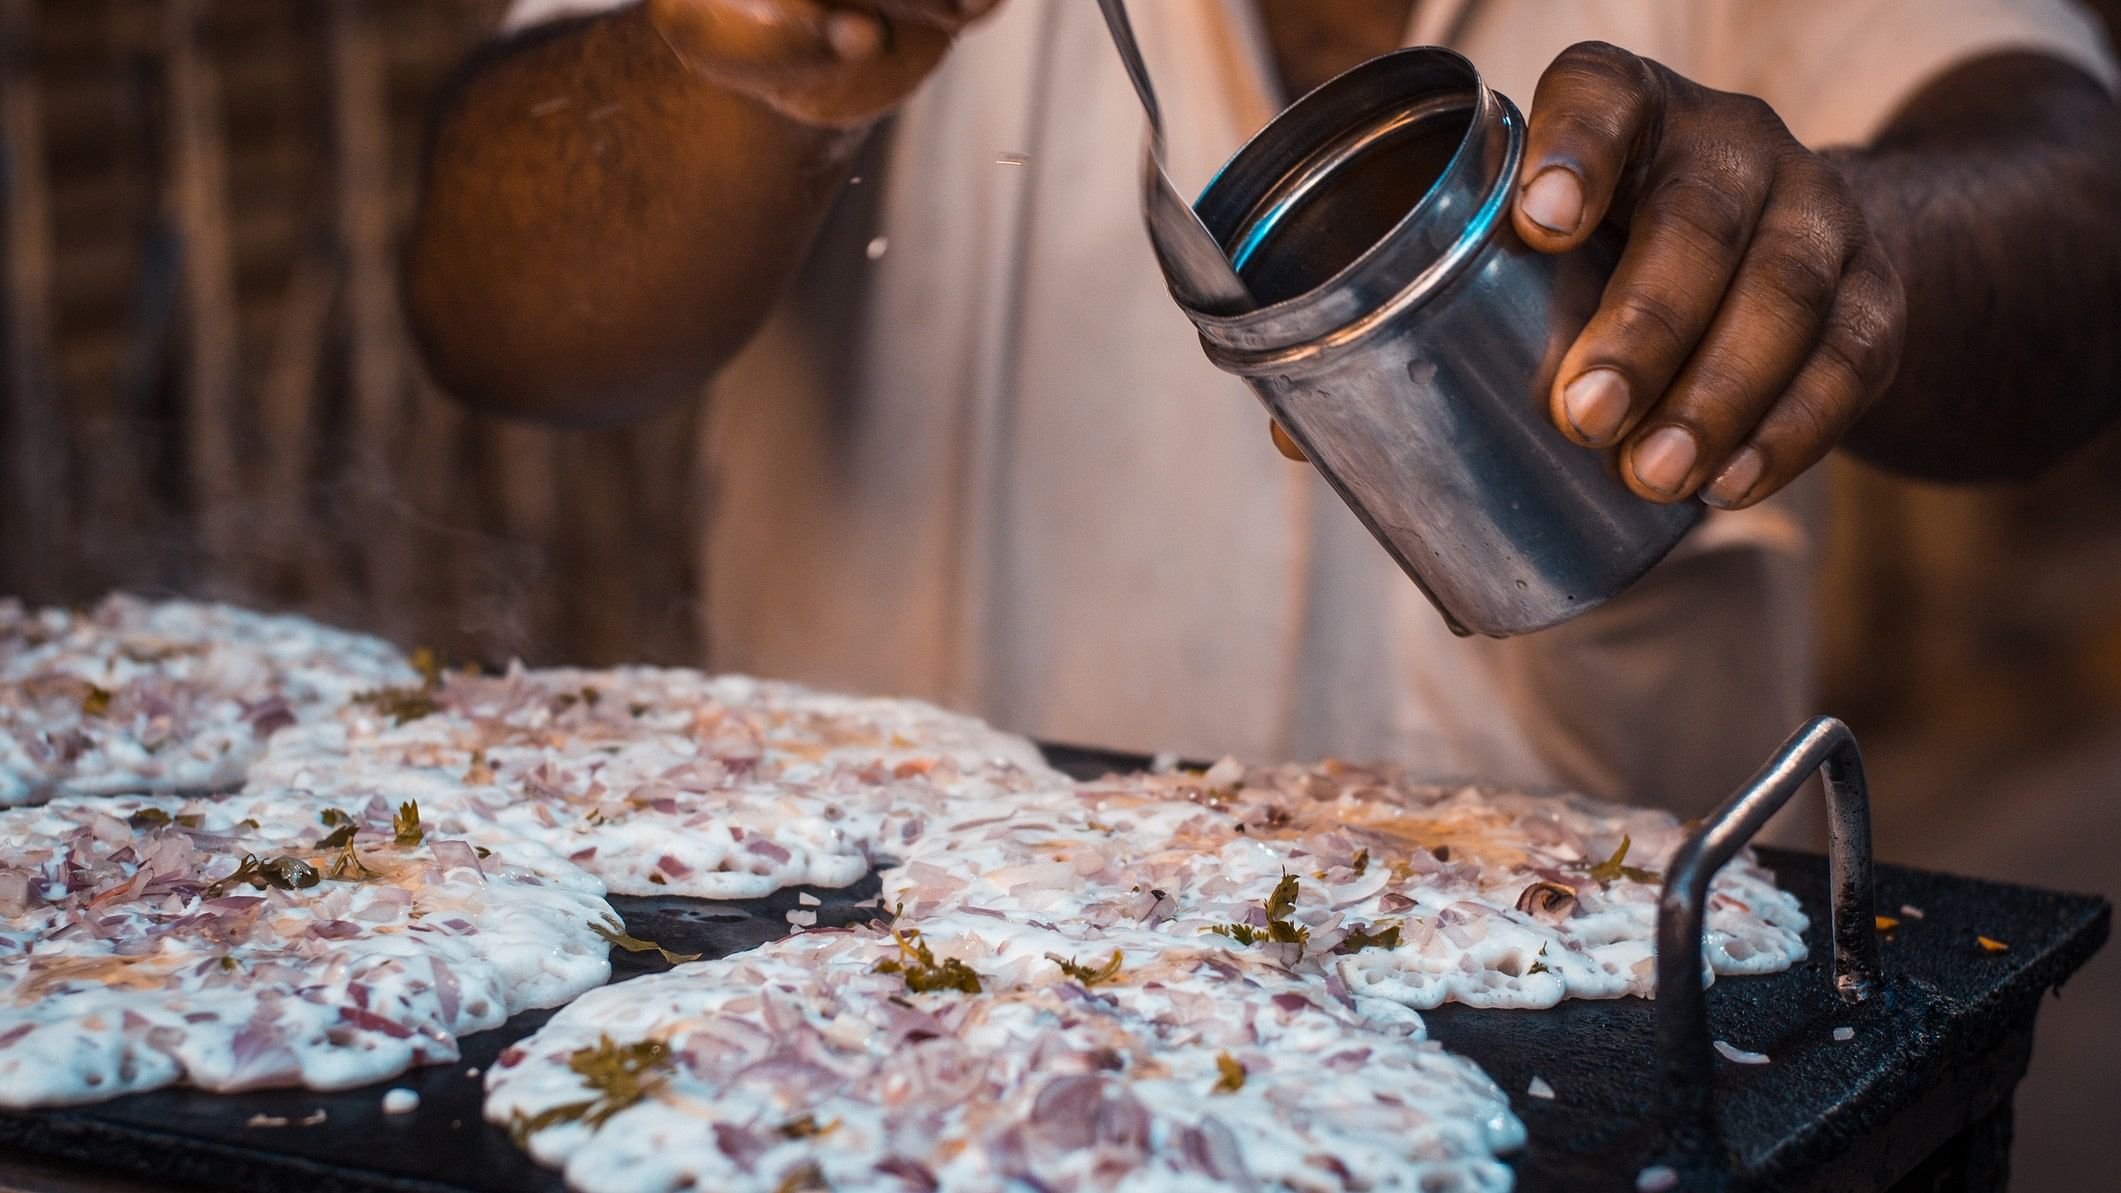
1527,946,1552,976
773,1163,828,1193
354,687,439,725
1351,849,1369,876
328,839,379,881
590,919,702,965
207,854,321,896
777,1114,838,1139
1587,835,1660,886
127,808,172,829
507,1036,671,1145
1050,950,1124,987
874,929,982,994
317,809,358,850
80,685,114,716
393,801,424,847
1334,923,1401,954
1213,1053,1246,1093
410,647,444,687
1205,872,1311,957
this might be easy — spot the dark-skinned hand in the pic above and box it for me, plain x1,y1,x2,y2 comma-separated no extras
1277,41,1908,511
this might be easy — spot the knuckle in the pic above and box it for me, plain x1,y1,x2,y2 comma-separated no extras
1770,386,1846,457
1607,290,1693,357
1749,248,1842,325
1810,329,1884,406
1551,41,1661,99
1649,173,1753,257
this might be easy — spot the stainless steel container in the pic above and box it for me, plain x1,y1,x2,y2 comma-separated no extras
1176,48,1702,637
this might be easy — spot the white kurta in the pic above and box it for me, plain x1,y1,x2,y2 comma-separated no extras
503,0,2116,820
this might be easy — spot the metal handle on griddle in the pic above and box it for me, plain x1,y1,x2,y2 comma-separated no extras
1656,716,1881,1137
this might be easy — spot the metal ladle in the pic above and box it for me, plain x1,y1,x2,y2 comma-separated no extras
1094,0,1253,315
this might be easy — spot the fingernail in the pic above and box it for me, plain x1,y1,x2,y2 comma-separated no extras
1704,447,1764,509
1561,369,1630,444
1632,426,1699,496
825,12,883,60
1520,168,1583,235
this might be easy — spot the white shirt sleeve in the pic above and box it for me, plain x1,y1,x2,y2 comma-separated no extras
501,0,631,35
1733,0,2119,148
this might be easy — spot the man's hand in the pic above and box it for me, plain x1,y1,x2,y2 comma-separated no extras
649,0,1002,127
1511,42,1907,509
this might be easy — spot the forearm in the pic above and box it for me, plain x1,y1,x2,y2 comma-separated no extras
1837,53,2121,481
403,8,862,423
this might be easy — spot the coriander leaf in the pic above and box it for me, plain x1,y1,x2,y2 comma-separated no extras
590,919,702,965
873,929,981,994
1587,835,1661,886
1213,1053,1246,1093
1334,923,1401,955
80,685,114,716
507,1035,670,1146
1049,950,1124,987
777,1114,838,1140
393,801,424,847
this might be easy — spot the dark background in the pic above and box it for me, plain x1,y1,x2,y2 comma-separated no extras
2,2,2117,1188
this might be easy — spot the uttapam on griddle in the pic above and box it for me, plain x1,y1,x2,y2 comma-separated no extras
250,665,1067,899
884,759,1807,1009
0,596,417,806
0,787,613,1107
488,912,1522,1193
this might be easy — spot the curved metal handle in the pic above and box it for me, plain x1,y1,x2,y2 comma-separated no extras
1656,716,1881,1136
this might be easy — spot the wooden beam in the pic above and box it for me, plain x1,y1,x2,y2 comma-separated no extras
1,0,68,599
324,0,418,630
159,0,244,582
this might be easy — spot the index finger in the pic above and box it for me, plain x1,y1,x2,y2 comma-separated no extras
1511,42,1664,253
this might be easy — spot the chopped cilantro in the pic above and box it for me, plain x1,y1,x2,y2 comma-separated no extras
393,801,424,847
80,685,114,716
1334,923,1401,955
1205,872,1311,958
1527,945,1552,976
317,823,357,850
507,1036,671,1145
1587,835,1660,886
777,1114,838,1139
127,808,172,829
409,647,444,687
1264,873,1299,921
1050,950,1124,986
1351,849,1370,876
327,840,379,882
590,919,702,965
874,929,982,994
319,808,354,828
773,1162,828,1193
207,854,321,896
1213,1053,1246,1093
353,687,439,726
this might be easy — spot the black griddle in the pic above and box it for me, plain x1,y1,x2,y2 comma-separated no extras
0,742,2107,1193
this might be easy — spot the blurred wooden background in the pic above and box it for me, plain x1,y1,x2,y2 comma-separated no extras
2,2,2119,1189
0,0,705,667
